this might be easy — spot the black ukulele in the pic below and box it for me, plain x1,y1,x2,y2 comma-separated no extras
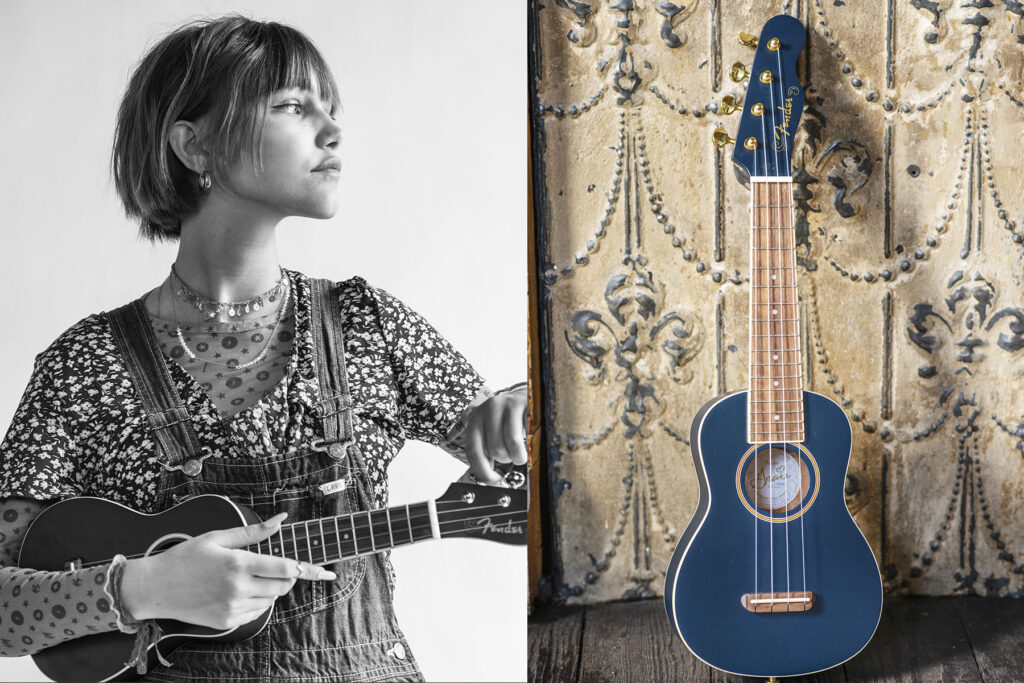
20,477,527,682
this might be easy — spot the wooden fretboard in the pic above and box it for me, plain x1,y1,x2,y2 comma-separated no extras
748,178,804,443
245,502,437,565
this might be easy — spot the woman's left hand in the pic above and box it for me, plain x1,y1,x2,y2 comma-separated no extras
463,385,527,485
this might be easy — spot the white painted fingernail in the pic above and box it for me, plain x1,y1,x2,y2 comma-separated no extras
319,570,337,581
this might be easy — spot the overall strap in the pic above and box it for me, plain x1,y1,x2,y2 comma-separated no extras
106,299,210,478
308,279,373,508
309,279,358,460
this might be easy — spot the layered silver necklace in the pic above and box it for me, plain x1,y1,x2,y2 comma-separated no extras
167,266,292,370
170,263,288,319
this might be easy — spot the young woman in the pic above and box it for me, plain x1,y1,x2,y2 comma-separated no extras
0,14,525,682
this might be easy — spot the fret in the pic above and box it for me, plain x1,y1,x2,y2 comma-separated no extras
367,510,376,552
750,246,796,251
749,361,802,366
333,516,343,559
406,503,414,545
318,519,327,563
749,374,802,379
748,400,804,405
290,523,298,561
751,318,800,322
304,521,314,563
350,514,359,554
385,506,394,549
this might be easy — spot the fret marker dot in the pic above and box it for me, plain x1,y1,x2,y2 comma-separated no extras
313,540,319,546
774,381,779,386
774,415,780,420
771,274,777,280
772,309,778,315
773,354,779,360
344,534,350,539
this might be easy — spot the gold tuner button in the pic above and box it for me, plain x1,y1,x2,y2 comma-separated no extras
721,95,740,115
759,70,773,84
729,62,750,83
744,137,758,150
751,102,764,116
712,129,735,148
767,37,781,51
738,31,759,48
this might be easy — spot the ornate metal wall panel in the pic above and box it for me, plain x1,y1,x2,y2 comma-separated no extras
530,0,1024,604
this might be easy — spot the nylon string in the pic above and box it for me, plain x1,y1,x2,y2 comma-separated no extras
776,41,808,599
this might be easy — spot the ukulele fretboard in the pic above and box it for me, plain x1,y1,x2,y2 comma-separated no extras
748,178,804,443
246,502,437,565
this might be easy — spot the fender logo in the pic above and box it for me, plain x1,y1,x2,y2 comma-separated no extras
774,97,793,150
467,517,523,535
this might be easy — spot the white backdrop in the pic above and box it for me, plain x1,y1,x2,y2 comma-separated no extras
0,1,525,681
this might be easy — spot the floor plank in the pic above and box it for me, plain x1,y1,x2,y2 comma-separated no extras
528,598,1024,682
957,598,1024,683
577,599,709,683
842,598,981,682
528,604,585,683
712,663,845,683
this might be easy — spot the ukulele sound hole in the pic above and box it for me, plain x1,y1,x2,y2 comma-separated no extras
742,447,810,514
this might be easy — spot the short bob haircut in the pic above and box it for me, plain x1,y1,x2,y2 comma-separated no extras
111,14,341,242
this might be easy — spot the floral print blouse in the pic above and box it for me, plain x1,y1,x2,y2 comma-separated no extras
0,269,484,511
0,270,484,657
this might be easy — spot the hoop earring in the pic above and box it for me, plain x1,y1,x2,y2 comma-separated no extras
198,170,212,191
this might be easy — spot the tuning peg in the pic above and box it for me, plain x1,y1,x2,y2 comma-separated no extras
712,129,735,149
721,95,741,115
730,62,749,83
738,32,758,48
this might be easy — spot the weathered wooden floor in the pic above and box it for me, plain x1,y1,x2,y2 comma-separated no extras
529,597,1024,682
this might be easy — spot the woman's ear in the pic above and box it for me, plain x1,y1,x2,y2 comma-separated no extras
167,119,208,174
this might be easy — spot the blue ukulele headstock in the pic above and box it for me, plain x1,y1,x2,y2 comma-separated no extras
728,15,806,180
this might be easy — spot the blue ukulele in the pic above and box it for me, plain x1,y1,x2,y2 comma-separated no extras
663,15,882,678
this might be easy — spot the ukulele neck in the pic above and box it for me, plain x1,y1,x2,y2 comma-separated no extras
246,501,437,565
748,177,804,444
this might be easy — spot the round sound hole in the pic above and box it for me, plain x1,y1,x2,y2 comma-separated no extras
744,448,809,513
735,444,820,522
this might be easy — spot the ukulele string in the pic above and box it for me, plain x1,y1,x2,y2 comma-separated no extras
766,59,791,602
72,508,526,569
777,40,808,599
758,103,775,605
751,127,759,602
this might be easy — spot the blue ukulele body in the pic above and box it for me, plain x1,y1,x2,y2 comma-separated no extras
664,390,882,677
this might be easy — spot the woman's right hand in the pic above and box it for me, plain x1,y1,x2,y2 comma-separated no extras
120,512,336,630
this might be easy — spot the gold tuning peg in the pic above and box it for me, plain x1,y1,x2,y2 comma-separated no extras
721,95,740,115
738,32,759,48
729,62,749,83
712,129,735,149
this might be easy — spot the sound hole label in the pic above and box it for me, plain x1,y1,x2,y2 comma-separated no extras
735,444,819,522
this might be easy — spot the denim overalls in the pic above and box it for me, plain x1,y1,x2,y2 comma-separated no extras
106,278,423,682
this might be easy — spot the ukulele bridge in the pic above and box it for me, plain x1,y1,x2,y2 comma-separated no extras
741,591,816,613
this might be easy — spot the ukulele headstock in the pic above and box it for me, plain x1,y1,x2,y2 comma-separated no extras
727,15,806,181
436,466,528,546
